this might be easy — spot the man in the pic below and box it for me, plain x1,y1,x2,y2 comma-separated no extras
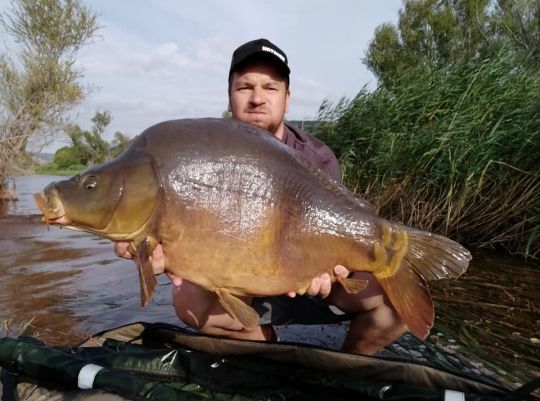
115,39,406,355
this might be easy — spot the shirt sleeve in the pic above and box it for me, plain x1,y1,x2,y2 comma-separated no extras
283,123,342,183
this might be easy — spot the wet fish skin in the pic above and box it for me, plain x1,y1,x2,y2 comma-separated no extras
34,118,471,338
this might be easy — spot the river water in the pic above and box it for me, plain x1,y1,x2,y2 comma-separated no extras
0,175,538,391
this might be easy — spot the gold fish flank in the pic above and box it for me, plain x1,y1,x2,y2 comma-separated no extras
33,118,471,339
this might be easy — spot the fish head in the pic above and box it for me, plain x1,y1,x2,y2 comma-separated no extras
34,151,160,239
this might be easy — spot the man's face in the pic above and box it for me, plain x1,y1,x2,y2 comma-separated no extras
228,60,290,138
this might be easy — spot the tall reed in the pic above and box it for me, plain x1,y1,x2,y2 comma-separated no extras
315,52,540,258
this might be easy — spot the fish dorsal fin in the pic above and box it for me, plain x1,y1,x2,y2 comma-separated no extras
136,236,159,307
214,288,259,329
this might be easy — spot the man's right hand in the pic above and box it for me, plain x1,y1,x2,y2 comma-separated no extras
287,265,350,299
113,241,183,286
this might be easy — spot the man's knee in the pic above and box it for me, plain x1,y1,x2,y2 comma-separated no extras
343,302,407,355
171,282,248,333
172,283,215,330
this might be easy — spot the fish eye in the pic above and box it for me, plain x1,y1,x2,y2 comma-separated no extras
83,176,97,190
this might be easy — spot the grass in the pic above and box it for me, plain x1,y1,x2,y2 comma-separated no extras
34,163,84,176
314,51,540,258
2,317,36,338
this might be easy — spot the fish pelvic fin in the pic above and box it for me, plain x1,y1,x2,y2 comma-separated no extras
136,236,159,307
375,262,434,340
214,288,259,329
336,276,369,293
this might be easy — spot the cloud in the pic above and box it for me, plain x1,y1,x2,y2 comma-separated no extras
39,0,404,152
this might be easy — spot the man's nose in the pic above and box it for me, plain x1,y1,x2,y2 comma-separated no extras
249,87,265,105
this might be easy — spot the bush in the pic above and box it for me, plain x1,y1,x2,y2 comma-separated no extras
53,146,80,169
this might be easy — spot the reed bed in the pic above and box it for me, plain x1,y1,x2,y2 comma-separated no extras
314,52,540,257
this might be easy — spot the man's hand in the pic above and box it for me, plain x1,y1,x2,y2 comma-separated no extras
287,265,350,299
113,241,183,286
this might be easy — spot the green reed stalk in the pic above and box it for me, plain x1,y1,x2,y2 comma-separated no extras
314,51,540,257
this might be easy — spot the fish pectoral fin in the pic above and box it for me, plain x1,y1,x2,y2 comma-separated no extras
136,237,158,307
214,288,259,329
336,276,369,293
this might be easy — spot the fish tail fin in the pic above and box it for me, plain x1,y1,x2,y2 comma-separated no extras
405,229,472,281
372,224,472,339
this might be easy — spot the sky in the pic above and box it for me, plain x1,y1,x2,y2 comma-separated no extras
2,0,404,152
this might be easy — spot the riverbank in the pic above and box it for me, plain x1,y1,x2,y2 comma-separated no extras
34,165,83,176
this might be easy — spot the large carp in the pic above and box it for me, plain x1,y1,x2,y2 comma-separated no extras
34,118,471,339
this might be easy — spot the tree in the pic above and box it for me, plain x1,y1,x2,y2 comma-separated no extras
51,111,133,170
64,110,112,166
110,131,132,157
53,146,80,169
84,110,111,165
365,0,539,87
0,0,99,200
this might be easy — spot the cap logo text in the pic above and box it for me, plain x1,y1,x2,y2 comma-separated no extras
261,46,286,63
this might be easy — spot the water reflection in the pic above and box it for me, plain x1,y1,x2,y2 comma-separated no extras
431,250,539,388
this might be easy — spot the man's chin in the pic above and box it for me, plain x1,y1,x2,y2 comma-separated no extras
246,118,271,131
238,114,279,136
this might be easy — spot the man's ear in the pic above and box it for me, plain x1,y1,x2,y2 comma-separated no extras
285,90,290,113
227,102,232,112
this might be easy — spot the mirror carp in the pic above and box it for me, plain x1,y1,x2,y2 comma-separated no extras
34,118,471,339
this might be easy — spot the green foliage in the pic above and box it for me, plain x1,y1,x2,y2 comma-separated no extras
50,110,134,170
314,0,540,258
53,145,79,169
35,161,84,175
365,0,539,88
65,110,111,166
315,52,540,258
110,131,132,157
83,110,111,165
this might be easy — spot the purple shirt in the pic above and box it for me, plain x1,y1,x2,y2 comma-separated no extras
281,123,342,183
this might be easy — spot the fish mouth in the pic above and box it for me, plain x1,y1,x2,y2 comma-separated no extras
33,192,69,226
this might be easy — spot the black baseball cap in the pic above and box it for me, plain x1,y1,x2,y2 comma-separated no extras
229,38,290,80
